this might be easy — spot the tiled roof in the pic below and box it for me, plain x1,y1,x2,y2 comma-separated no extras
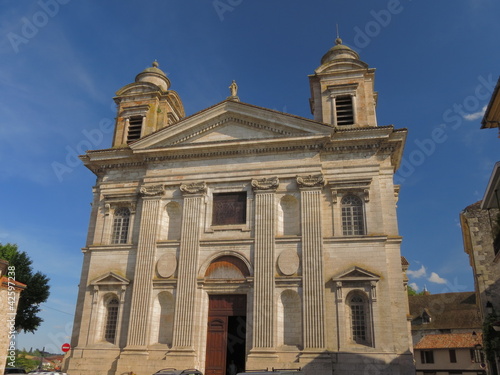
409,292,481,330
401,256,409,266
415,332,482,349
1,276,26,290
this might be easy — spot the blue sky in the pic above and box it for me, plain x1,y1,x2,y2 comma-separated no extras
1,0,499,353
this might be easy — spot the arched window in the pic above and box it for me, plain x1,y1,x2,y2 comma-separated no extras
112,207,130,244
341,195,364,235
104,297,119,343
347,292,371,346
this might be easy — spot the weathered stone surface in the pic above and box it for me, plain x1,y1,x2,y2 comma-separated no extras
64,41,414,375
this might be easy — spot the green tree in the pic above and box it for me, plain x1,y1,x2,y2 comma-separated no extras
0,243,50,333
14,351,39,372
407,285,427,296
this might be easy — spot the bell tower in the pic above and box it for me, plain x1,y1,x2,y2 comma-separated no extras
309,38,378,127
111,61,185,147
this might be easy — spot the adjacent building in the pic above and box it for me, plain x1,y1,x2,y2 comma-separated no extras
64,39,414,375
460,77,500,374
409,292,486,375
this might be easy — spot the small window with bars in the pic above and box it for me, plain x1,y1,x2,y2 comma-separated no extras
350,295,367,344
335,95,354,126
112,207,130,244
104,297,119,343
212,192,247,226
341,195,365,236
127,116,143,143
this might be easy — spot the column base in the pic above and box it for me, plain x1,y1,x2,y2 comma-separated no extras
246,349,279,370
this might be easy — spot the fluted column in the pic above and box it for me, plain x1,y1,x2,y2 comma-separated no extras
172,182,206,349
250,177,279,350
127,184,164,348
297,175,326,349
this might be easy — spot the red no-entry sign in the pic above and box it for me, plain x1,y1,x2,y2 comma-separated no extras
61,343,71,353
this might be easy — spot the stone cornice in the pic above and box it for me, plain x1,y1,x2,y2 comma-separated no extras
82,125,407,175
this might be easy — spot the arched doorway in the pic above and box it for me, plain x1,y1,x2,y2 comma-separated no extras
204,256,249,375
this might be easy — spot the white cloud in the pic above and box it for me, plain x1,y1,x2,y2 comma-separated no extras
409,282,419,291
407,265,427,278
428,272,448,284
463,105,487,121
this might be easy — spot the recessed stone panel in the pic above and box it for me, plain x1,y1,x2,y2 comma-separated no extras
156,253,177,278
277,249,300,276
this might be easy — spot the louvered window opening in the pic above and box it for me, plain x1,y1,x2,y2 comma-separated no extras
127,116,143,143
112,208,130,244
336,95,354,125
105,298,119,343
350,296,366,343
212,192,246,226
341,195,365,236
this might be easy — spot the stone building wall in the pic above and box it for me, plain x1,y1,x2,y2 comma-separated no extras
461,202,500,316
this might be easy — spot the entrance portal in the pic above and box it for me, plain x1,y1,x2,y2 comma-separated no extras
205,295,247,375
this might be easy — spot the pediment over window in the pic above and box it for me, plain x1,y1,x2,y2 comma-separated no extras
90,272,130,287
332,266,380,282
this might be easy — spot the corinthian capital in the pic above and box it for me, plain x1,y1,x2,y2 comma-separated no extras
139,184,165,197
296,174,326,188
180,182,207,195
251,176,279,191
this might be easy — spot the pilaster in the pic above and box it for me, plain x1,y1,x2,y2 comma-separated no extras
249,177,279,360
171,182,206,353
126,184,164,349
297,175,326,349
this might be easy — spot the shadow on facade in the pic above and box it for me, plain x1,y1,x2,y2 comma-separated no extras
293,350,415,375
481,280,500,375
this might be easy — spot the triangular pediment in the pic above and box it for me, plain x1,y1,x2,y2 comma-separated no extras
130,100,333,151
332,266,380,282
89,272,130,286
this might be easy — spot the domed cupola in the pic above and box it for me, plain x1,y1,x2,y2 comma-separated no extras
111,61,185,148
320,37,361,65
308,38,378,127
135,61,171,92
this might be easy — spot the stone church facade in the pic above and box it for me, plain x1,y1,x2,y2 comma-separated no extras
64,39,414,375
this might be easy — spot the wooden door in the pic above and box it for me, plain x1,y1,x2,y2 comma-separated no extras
205,316,228,375
205,295,247,375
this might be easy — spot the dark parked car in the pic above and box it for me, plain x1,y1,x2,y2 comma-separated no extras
5,369,27,374
153,369,202,375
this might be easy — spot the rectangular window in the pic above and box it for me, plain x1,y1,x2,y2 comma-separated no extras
449,349,457,363
420,350,434,364
212,192,246,226
470,348,484,363
335,95,354,125
127,116,143,143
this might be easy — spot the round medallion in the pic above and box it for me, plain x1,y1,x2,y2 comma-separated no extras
277,250,300,276
156,253,177,278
